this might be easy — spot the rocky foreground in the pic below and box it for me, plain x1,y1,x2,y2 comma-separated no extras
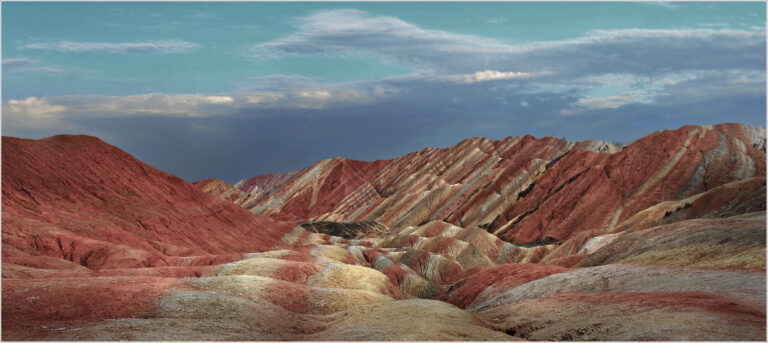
2,123,766,340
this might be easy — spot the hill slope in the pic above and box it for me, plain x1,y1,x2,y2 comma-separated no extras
3,125,765,341
222,123,766,244
2,135,308,271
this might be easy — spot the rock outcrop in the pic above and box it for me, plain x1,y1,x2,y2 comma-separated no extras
577,211,766,269
4,123,766,341
219,123,765,245
1,135,314,271
0,134,518,341
470,264,765,340
192,178,260,208
234,172,296,200
299,220,388,239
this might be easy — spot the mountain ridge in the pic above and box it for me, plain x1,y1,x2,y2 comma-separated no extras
2,134,315,271
212,123,765,245
2,123,765,341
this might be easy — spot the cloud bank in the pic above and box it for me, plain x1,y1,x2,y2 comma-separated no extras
256,9,765,77
436,70,543,84
22,40,200,54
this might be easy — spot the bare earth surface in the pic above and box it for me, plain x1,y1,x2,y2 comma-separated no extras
2,123,765,341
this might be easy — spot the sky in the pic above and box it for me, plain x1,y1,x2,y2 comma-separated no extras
2,1,766,184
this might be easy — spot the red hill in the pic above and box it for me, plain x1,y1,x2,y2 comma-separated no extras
220,123,765,244
2,135,303,271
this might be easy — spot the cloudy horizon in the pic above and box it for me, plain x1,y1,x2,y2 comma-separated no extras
2,2,766,183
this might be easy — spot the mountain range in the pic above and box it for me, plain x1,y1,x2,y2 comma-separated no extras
2,123,765,340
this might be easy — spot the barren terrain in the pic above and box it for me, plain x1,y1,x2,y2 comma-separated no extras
2,123,765,340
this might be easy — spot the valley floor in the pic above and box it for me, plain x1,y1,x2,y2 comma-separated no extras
3,212,765,341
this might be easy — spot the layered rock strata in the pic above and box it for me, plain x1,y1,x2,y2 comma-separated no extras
4,123,766,341
225,124,765,245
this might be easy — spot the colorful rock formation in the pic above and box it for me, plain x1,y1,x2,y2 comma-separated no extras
299,220,388,239
3,123,765,341
0,134,515,341
192,178,260,208
471,263,766,340
227,123,765,245
1,135,319,272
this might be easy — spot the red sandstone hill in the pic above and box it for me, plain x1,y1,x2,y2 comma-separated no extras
235,172,296,198
192,178,260,208
2,127,765,341
215,123,766,245
1,135,306,271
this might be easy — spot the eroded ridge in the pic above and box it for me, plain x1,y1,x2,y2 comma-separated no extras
3,123,765,341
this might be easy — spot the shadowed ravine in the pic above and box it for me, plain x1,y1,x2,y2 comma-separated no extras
2,123,765,341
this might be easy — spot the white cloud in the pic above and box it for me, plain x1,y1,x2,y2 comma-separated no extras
1,94,240,124
287,87,386,109
294,90,332,101
487,17,508,25
731,71,764,84
254,9,514,63
22,40,200,54
732,76,758,84
204,96,234,104
1,82,399,128
254,9,764,76
437,70,544,84
290,90,334,109
68,93,238,117
560,72,702,115
569,93,649,112
245,93,286,104
578,27,762,43
3,58,35,66
636,1,679,9
6,97,66,117
2,58,67,74
235,74,319,92
2,97,70,129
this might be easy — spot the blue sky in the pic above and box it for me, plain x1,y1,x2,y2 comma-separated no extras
2,1,766,183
